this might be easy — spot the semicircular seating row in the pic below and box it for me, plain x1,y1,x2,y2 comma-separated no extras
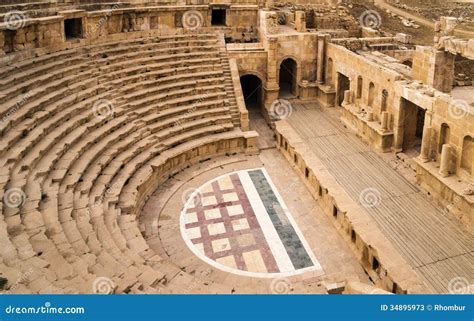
0,0,116,11
0,32,249,294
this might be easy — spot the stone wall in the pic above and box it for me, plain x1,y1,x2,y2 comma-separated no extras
228,43,268,81
385,49,414,66
320,40,473,227
412,46,456,93
413,92,474,228
275,33,318,83
326,42,402,123
0,5,260,58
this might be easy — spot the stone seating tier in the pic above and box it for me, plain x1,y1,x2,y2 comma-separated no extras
0,32,256,294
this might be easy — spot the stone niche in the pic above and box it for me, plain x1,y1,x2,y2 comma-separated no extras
60,10,87,41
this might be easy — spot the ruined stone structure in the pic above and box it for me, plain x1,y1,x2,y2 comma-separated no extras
0,1,472,295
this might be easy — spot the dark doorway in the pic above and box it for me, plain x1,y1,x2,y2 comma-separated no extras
64,18,83,40
240,74,275,149
211,9,226,26
381,89,388,112
240,75,262,111
122,13,134,32
337,72,350,107
402,98,426,154
3,30,15,54
402,60,413,68
279,58,297,97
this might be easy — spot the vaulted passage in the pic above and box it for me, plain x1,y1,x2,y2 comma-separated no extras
279,58,297,97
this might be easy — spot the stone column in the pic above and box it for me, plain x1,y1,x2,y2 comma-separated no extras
316,36,325,84
419,126,432,162
381,111,390,131
264,37,280,112
266,37,278,87
367,111,374,122
439,144,452,177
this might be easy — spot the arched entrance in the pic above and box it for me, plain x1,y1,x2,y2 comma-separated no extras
240,74,262,111
279,58,297,97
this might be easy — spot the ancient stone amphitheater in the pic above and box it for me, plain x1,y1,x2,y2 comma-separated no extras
0,0,472,295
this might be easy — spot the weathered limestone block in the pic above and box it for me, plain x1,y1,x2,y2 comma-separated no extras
323,281,345,294
361,27,381,38
244,131,259,155
367,111,374,122
295,11,306,33
440,17,458,37
395,33,412,44
467,39,474,60
345,281,392,294
265,12,279,35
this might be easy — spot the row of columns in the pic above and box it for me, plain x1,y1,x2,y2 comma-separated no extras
342,87,391,132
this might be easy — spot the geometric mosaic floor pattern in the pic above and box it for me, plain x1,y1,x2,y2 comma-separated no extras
180,168,323,278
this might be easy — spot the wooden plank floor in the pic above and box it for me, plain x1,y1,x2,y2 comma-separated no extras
286,102,473,293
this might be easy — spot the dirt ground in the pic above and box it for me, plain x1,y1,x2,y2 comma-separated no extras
346,1,436,45
344,0,474,45
386,0,474,31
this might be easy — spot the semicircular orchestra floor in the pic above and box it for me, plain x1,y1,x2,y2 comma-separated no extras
181,168,322,278
140,150,368,293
